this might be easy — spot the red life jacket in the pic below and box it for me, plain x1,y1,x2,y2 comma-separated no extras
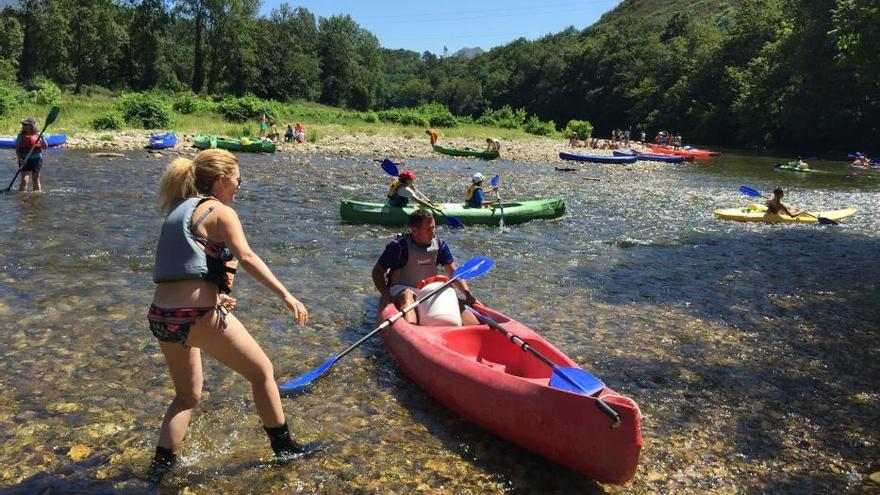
16,133,44,154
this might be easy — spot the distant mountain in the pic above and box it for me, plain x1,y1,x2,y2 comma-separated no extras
451,47,485,59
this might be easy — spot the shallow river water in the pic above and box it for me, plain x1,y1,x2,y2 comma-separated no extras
0,148,878,494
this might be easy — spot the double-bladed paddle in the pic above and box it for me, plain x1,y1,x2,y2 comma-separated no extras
489,174,505,228
464,306,621,428
738,186,838,225
380,158,465,228
279,256,495,394
4,106,61,192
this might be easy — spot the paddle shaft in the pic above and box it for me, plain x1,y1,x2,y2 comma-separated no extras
5,125,50,191
467,306,621,426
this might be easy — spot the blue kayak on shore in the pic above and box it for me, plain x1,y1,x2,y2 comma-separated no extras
0,134,67,148
559,151,637,164
148,132,177,150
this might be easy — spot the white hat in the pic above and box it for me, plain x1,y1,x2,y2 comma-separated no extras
471,173,485,184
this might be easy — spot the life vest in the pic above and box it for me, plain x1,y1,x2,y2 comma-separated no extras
465,184,482,207
153,197,236,293
16,133,44,159
387,179,409,207
390,235,441,288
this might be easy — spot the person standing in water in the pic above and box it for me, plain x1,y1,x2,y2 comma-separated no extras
15,117,46,192
146,149,320,482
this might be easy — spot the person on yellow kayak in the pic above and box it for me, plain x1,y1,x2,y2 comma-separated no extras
766,187,804,217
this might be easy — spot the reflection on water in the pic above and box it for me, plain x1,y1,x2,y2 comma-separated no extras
0,149,878,494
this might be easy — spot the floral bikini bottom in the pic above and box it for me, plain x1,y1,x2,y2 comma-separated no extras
147,304,228,344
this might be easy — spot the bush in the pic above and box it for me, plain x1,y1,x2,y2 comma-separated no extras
117,92,171,129
0,85,17,118
564,119,594,139
28,78,62,105
377,108,428,127
418,102,458,128
91,113,124,130
478,105,526,129
361,111,379,123
173,92,202,114
524,115,556,136
218,93,270,122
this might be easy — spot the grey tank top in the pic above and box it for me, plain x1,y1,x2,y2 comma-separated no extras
153,197,218,284
396,236,441,287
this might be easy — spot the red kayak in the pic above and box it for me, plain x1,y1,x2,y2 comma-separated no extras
380,303,643,484
649,144,719,158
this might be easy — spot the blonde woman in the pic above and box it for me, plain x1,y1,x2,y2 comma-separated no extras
147,149,319,482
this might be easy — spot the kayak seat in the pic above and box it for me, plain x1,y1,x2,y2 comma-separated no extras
476,356,507,373
444,327,557,380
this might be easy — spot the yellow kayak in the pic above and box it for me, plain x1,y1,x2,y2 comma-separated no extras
714,203,856,223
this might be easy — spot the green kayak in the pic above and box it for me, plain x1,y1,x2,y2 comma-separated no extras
193,135,276,153
433,144,499,159
774,162,814,173
340,198,565,226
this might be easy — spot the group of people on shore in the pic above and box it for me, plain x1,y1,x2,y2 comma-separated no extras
259,112,306,144
655,131,683,148
145,148,488,482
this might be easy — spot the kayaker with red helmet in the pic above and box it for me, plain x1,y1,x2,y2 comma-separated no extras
387,168,441,210
372,209,480,325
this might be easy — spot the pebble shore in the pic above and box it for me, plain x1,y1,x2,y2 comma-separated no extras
65,130,652,165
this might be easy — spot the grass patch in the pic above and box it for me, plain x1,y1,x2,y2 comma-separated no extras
0,89,561,142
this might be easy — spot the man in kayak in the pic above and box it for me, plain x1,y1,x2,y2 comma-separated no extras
387,168,442,210
766,187,804,217
372,209,480,325
464,173,496,208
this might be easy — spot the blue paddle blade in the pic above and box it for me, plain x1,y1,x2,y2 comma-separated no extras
739,186,761,197
490,175,500,187
444,215,465,229
453,256,494,280
381,158,399,177
549,367,606,396
278,356,338,394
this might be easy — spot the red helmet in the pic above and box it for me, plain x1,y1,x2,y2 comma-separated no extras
399,169,417,181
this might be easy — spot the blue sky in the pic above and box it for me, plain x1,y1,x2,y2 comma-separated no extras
260,0,620,55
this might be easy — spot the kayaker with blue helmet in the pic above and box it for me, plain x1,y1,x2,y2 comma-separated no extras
372,209,480,325
386,168,441,210
464,173,495,208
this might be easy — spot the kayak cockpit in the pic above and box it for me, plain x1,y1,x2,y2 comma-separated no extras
442,326,566,380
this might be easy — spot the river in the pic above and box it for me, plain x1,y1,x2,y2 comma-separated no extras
0,148,877,494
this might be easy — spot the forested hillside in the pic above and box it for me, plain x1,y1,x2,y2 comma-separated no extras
0,0,876,153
